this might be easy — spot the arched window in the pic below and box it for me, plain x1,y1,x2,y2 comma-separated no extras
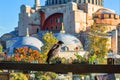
52,0,54,4
59,0,62,4
61,46,69,51
56,26,58,30
88,0,90,3
92,0,94,4
79,0,81,3
46,27,48,30
63,0,65,3
84,0,86,3
55,0,57,4
36,28,39,33
51,26,53,30
96,0,97,5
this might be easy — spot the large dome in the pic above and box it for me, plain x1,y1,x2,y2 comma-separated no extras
45,0,103,6
8,36,43,55
54,33,83,51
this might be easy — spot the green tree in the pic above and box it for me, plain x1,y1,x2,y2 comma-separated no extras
0,44,3,53
87,23,109,58
41,32,58,62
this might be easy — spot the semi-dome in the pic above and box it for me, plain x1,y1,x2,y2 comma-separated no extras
8,36,43,55
54,33,83,51
95,8,115,14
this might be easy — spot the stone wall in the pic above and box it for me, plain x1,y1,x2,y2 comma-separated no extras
94,14,120,26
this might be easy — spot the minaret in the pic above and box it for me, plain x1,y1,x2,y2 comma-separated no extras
26,27,29,37
60,22,65,33
34,0,40,10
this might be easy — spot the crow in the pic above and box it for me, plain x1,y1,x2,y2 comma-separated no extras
46,41,64,64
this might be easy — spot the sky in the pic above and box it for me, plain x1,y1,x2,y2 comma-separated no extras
0,0,120,37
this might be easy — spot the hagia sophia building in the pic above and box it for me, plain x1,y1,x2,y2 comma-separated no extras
1,0,120,57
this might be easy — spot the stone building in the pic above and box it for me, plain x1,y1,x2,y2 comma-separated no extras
18,0,105,36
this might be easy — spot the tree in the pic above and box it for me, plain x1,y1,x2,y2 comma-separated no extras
41,32,58,62
0,44,3,53
87,23,109,58
33,32,58,80
10,47,42,63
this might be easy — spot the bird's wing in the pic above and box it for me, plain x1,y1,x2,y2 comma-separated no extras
47,44,59,56
51,44,59,50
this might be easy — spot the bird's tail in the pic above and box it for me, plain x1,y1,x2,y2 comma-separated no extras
46,57,50,64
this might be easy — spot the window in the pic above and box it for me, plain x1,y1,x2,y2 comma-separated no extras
36,28,39,33
60,16,63,22
56,18,60,23
92,0,94,4
51,26,53,30
59,0,61,4
79,0,81,3
96,0,97,5
55,18,57,23
46,27,48,30
61,46,69,51
50,18,52,24
68,0,71,2
109,14,111,18
56,26,57,30
88,0,90,3
84,0,86,3
55,0,57,4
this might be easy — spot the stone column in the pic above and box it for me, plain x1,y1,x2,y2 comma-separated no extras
91,0,93,4
61,0,63,3
86,0,88,3
81,0,84,3
100,0,102,6
57,0,59,4
94,0,96,5
101,0,103,6
89,0,92,4
117,26,120,54
111,29,118,55
98,0,100,5
50,0,53,5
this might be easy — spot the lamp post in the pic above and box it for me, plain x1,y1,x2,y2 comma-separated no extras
107,49,114,64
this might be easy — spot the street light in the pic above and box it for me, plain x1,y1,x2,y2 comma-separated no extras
107,49,114,64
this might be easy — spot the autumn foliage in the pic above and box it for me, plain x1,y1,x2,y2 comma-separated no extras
11,46,42,63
